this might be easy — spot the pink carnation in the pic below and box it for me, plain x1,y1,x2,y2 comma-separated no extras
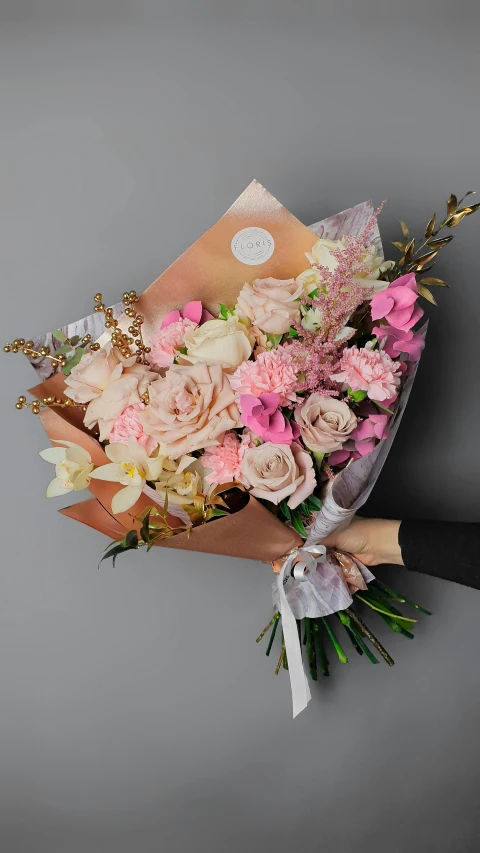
148,317,197,370
203,432,251,486
108,403,158,457
330,346,402,402
229,347,298,406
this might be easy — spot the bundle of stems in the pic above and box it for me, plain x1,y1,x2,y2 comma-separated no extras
256,580,431,679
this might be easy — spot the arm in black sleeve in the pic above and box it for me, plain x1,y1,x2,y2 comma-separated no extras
398,520,480,590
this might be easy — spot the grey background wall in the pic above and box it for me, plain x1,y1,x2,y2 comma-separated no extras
1,2,479,852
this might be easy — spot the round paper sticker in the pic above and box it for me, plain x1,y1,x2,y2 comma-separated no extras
231,227,275,266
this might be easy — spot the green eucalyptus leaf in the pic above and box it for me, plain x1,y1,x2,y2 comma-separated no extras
291,513,307,538
52,329,67,343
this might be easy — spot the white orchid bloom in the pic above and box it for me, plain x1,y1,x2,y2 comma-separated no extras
39,440,94,497
90,437,163,514
300,305,324,332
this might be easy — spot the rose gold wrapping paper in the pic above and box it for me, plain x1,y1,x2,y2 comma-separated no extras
32,181,317,562
121,180,318,345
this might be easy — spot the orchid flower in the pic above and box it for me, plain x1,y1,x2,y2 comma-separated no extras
90,437,163,514
39,440,94,497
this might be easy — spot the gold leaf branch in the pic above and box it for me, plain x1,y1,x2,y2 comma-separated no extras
388,191,480,302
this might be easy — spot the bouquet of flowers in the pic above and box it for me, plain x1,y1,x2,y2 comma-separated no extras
6,181,478,716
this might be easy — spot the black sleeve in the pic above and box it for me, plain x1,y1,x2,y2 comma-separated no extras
398,520,480,590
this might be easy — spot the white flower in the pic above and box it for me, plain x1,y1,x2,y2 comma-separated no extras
90,437,163,514
296,267,322,295
305,237,394,293
154,455,206,506
39,441,94,497
300,305,323,331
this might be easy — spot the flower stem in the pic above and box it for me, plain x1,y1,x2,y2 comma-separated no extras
345,607,395,666
305,618,317,681
256,612,279,644
321,617,348,664
312,620,329,676
275,639,286,675
265,613,281,656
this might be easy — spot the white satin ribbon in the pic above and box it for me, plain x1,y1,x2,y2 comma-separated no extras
277,544,326,718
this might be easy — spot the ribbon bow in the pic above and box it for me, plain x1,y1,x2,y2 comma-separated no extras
276,543,327,718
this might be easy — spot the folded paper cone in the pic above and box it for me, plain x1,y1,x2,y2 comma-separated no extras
29,186,386,563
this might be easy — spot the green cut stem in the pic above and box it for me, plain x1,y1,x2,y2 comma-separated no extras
372,580,432,616
356,593,417,624
265,612,281,656
312,620,329,676
305,618,317,681
336,612,364,656
321,617,348,664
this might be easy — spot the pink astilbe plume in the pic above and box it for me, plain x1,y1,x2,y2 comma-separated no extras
289,205,385,395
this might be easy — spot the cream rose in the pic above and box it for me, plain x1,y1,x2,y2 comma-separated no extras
235,277,305,334
64,345,158,441
294,394,357,454
241,441,316,509
305,237,394,293
181,316,252,371
139,361,241,458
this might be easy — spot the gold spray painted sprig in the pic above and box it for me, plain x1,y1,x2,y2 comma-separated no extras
14,394,88,415
93,290,151,364
3,334,94,374
387,191,480,304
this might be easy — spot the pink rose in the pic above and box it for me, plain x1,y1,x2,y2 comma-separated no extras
239,393,301,444
235,277,304,334
139,362,241,458
370,273,423,332
240,441,316,509
149,317,197,370
294,394,357,453
373,325,424,362
64,345,158,441
108,403,158,457
330,346,402,402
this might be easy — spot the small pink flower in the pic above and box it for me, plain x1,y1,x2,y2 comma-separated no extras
239,393,300,444
370,273,423,332
330,346,402,402
328,447,352,467
373,325,424,362
161,300,213,329
351,411,390,457
229,347,298,406
203,432,251,486
108,404,158,457
148,317,197,370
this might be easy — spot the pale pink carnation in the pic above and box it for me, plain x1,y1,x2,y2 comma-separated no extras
148,317,197,370
203,432,251,486
108,403,158,457
330,346,402,402
229,347,298,406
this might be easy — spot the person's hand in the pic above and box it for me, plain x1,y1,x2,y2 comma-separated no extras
321,517,403,567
